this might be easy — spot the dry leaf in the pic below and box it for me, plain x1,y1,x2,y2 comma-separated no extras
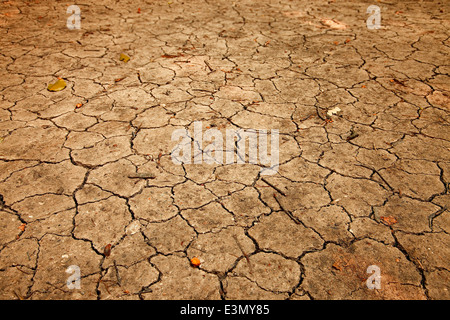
327,106,341,117
380,216,398,226
321,18,347,30
332,260,342,271
190,257,201,267
104,244,112,257
47,79,66,92
119,53,130,62
161,53,184,58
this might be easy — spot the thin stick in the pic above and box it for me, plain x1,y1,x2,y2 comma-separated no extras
261,177,286,196
232,234,253,274
355,163,393,191
114,260,121,286
273,193,301,224
204,60,214,72
128,173,156,179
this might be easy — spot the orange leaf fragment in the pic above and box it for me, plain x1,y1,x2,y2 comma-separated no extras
18,223,26,232
76,103,83,108
332,260,342,271
361,85,367,88
190,257,201,267
380,216,398,226
137,8,141,14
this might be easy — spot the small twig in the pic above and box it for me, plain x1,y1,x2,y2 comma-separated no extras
114,260,121,286
140,287,153,294
15,266,33,275
204,60,214,72
355,163,393,191
392,79,407,87
13,290,26,300
346,128,359,141
261,177,286,196
96,278,116,295
273,193,301,224
428,207,447,230
46,281,68,293
232,234,253,274
128,173,156,179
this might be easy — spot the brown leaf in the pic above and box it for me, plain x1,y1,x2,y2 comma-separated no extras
161,53,184,58
104,244,112,257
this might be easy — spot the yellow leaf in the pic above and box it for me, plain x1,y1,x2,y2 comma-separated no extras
119,53,130,62
47,79,66,92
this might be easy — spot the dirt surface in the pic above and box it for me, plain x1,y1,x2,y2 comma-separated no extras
0,0,449,300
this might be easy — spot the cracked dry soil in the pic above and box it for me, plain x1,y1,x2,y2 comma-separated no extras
0,0,449,300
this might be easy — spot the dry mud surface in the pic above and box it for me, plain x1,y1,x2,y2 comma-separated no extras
0,0,449,299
